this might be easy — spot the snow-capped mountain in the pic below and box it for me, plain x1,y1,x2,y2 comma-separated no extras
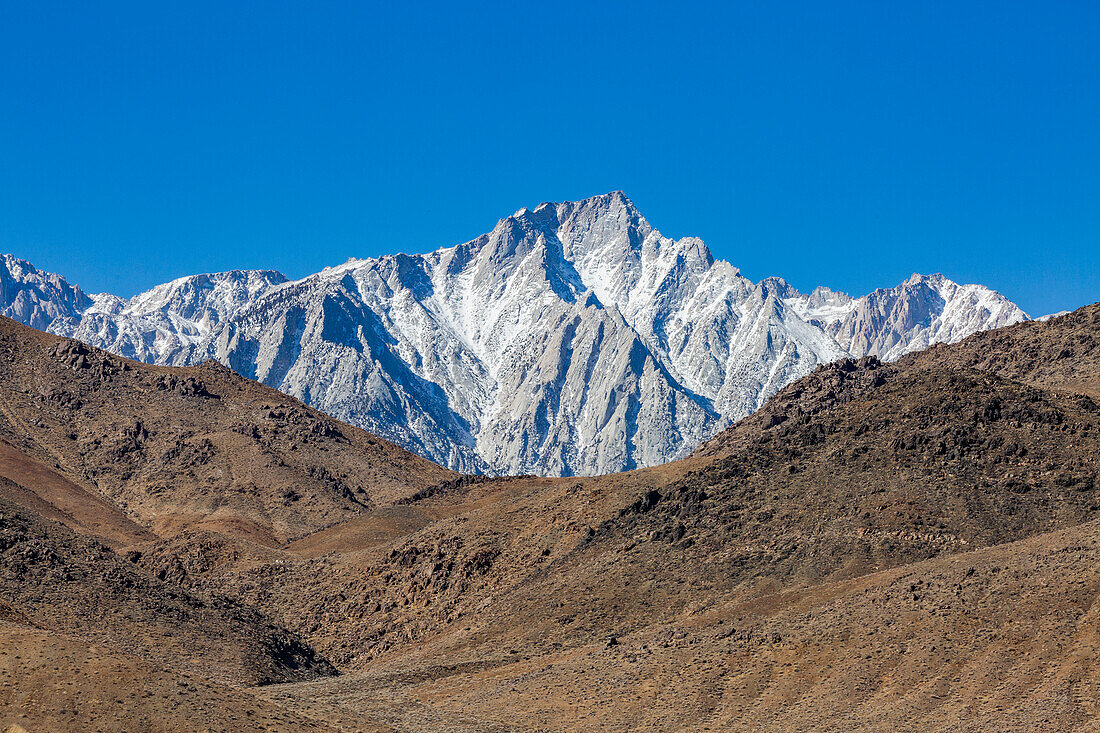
0,192,1029,475
0,253,92,330
51,270,288,366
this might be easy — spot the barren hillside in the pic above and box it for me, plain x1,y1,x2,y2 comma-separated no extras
4,305,1100,731
0,315,454,544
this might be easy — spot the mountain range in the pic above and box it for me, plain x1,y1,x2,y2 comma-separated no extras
0,192,1028,475
3,295,1099,731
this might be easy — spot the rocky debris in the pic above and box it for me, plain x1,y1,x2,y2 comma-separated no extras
233,422,262,440
42,387,82,410
155,373,214,398
49,338,125,379
51,339,91,370
619,489,663,517
264,404,346,441
305,464,370,507
188,437,217,466
108,420,150,460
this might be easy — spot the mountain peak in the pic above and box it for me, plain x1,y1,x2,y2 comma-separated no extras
505,191,641,224
0,198,1031,478
906,272,947,287
565,190,640,217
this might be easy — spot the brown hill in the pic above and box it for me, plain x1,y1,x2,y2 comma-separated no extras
0,314,457,730
904,301,1100,397
253,512,1100,732
0,440,153,547
122,304,1100,730
0,624,346,732
6,304,1100,730
147,351,1100,664
0,496,333,686
0,315,454,544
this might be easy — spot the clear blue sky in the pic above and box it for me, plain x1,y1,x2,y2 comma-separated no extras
1,1,1098,316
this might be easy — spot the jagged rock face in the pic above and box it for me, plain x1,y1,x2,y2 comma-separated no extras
0,253,92,331
0,193,1029,475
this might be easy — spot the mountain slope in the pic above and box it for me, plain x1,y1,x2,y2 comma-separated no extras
55,269,288,366
0,253,91,330
903,301,1100,397
0,497,333,686
0,315,454,544
0,625,343,732
789,272,1029,360
0,492,344,730
181,348,1100,670
120,300,1100,731
0,293,1091,731
264,517,1100,732
0,193,1028,475
0,441,154,548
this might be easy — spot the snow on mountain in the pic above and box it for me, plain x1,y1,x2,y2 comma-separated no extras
0,253,92,331
789,272,1029,360
50,270,290,365
0,193,1030,475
